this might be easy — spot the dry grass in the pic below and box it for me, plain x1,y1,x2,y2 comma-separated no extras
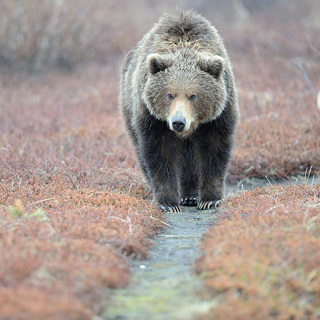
227,2,320,181
0,66,162,318
189,4,320,317
1,1,320,318
195,183,320,319
174,2,318,179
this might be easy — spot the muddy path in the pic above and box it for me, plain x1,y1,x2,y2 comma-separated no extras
104,207,218,320
102,178,297,320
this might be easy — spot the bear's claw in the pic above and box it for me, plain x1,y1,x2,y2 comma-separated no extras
158,204,182,213
197,199,224,210
180,197,198,206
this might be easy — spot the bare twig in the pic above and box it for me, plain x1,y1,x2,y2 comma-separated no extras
149,215,180,229
158,234,198,238
272,167,294,183
305,165,313,185
264,204,287,215
107,215,133,234
293,60,317,95
265,175,273,187
306,34,320,56
26,198,55,207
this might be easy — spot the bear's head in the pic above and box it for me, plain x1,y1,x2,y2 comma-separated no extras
142,49,227,138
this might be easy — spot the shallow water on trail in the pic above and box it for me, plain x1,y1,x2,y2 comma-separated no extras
104,207,219,320
102,177,311,320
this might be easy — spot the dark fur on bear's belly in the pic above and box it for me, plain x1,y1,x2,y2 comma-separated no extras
136,107,235,212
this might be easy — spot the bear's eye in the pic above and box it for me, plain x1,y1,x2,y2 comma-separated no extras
167,94,174,100
189,94,197,101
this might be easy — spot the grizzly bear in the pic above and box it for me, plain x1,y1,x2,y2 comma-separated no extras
120,11,239,212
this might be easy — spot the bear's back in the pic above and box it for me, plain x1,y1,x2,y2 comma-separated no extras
144,11,227,57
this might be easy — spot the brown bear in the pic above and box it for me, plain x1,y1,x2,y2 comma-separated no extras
120,11,239,212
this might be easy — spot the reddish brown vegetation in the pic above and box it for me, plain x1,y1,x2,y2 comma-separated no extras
197,7,320,315
0,67,162,318
196,183,320,319
224,2,320,181
197,5,320,317
1,1,320,319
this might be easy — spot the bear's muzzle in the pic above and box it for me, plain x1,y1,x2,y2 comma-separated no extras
172,116,186,132
168,99,194,135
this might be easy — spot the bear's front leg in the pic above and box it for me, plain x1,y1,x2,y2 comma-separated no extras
138,119,182,212
148,156,181,213
198,176,225,210
150,162,181,213
196,130,232,210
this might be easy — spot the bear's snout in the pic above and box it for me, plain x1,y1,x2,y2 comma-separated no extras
168,101,193,135
172,116,186,132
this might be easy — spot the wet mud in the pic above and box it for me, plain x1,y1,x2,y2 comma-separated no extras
104,207,219,320
103,177,312,320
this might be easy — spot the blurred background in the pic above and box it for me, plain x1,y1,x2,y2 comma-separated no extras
0,0,319,180
0,0,319,73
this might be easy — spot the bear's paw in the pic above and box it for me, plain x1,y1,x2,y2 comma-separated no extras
158,204,182,213
197,199,224,210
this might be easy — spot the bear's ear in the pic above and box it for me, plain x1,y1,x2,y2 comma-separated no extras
198,54,224,79
147,53,172,74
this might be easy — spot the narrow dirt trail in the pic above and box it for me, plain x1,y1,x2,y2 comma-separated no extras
104,208,218,320
103,181,269,319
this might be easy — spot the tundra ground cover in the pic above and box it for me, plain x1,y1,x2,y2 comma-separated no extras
0,67,162,318
195,7,320,316
1,1,320,319
195,182,320,319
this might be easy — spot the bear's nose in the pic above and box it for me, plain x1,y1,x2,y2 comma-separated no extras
172,117,186,132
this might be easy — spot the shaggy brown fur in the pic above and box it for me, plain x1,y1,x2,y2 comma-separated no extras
120,11,239,212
